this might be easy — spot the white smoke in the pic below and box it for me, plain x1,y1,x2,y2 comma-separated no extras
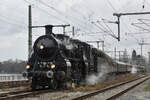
131,65,137,74
86,64,112,85
61,37,75,50
86,73,105,85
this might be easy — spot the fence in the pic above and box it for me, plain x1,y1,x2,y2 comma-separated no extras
0,74,27,82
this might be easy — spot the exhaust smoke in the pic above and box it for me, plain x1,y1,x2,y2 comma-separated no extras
86,73,105,85
85,64,112,85
131,65,137,74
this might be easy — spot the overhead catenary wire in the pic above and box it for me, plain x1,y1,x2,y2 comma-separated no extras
138,18,150,27
104,0,143,52
24,0,108,42
62,0,98,33
39,0,97,34
79,0,95,15
24,0,94,37
106,0,137,41
129,18,150,44
0,16,26,29
110,0,145,43
23,0,69,24
91,22,108,33
96,20,118,39
24,0,103,40
97,21,110,32
106,0,117,11
122,18,148,43
0,13,27,25
62,0,87,19
145,0,150,7
101,20,116,36
0,0,29,29
38,0,89,25
34,6,69,24
131,22,150,32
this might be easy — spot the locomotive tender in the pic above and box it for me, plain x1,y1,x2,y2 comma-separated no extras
24,25,132,90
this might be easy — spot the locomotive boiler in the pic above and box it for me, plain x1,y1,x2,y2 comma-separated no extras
24,25,135,90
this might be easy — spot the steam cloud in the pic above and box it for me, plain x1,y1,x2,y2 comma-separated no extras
86,73,105,85
131,66,137,74
85,64,111,85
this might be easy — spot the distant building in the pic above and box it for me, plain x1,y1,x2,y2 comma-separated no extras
131,50,146,66
132,50,136,61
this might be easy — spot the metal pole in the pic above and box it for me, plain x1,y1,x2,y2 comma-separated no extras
86,41,104,50
113,12,150,42
113,12,150,16
96,41,99,49
119,51,121,61
102,41,104,51
115,47,116,60
148,52,150,64
62,25,70,35
141,44,143,56
72,26,75,37
63,26,65,35
28,5,32,59
117,17,120,41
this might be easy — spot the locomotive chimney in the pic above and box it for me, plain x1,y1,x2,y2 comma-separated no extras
45,25,53,35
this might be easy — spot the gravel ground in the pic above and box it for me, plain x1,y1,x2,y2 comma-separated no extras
85,76,150,100
20,91,67,100
18,90,95,100
19,90,94,100
0,86,29,94
60,91,95,100
116,77,150,100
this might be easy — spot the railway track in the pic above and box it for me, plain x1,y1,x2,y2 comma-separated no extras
0,88,56,100
0,74,148,100
72,75,150,100
0,80,29,89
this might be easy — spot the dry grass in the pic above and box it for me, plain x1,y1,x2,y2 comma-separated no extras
1,88,10,91
144,84,150,91
1,85,30,93
75,74,140,92
50,94,68,100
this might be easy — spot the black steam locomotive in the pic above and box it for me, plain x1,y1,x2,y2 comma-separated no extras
24,25,132,90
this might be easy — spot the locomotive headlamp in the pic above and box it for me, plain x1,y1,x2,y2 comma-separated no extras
26,65,30,69
51,64,55,69
40,45,44,50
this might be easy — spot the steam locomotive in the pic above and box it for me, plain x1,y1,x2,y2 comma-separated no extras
24,25,134,90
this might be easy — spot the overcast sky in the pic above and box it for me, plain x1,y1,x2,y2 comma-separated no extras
1,0,150,61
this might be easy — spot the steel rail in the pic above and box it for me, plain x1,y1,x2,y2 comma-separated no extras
0,89,55,100
106,76,150,100
72,75,148,100
0,80,29,89
0,89,31,97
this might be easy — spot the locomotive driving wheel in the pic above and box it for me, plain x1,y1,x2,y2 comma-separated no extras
31,78,37,90
50,79,58,89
